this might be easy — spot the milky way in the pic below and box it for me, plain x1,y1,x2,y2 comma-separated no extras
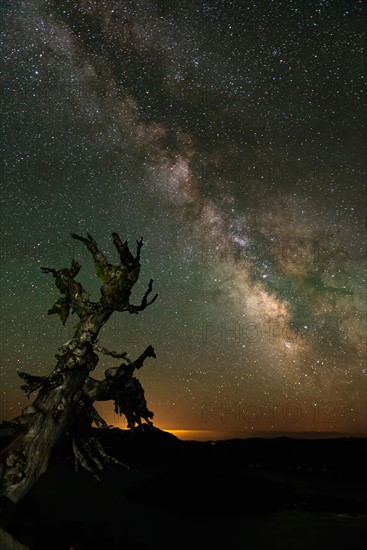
1,0,366,438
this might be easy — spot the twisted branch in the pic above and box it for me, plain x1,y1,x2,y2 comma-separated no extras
127,279,158,314
41,259,94,325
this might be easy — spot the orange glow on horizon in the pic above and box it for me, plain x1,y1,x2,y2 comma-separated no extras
162,428,220,440
106,419,220,440
98,416,366,441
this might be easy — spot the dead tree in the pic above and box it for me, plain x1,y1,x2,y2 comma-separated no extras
0,233,158,503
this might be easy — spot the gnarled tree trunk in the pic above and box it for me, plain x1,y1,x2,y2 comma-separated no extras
0,233,158,504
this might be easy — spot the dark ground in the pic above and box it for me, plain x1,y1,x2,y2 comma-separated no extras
1,426,367,550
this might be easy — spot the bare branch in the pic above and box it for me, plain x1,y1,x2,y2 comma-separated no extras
127,279,158,314
41,259,93,325
136,237,143,261
132,345,156,370
40,267,56,275
71,233,110,282
83,345,156,428
72,233,145,311
112,232,135,265
93,345,129,360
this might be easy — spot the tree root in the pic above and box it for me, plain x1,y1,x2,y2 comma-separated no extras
72,433,130,481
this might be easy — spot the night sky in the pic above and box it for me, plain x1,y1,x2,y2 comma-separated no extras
1,0,366,440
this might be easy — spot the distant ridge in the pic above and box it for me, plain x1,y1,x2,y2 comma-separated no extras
50,425,367,475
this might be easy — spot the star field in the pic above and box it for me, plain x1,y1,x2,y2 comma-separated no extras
1,0,366,439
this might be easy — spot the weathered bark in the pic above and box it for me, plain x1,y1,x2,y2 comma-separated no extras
83,344,156,428
67,344,156,482
70,399,130,481
1,347,98,503
0,233,158,504
0,525,29,549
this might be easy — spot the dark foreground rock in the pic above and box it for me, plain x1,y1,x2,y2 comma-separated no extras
1,427,367,549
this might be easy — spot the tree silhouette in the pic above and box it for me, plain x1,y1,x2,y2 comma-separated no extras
0,233,158,503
